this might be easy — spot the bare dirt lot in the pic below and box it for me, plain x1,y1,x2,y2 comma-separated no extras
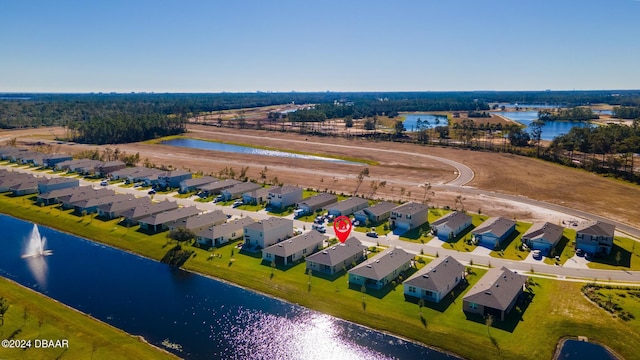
2,125,639,227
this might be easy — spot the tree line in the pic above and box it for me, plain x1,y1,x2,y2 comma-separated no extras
538,107,599,121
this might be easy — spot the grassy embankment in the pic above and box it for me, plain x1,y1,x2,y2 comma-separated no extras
145,135,380,166
0,277,176,360
1,194,640,360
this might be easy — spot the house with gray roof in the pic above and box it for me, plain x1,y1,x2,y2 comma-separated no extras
242,187,271,205
306,237,366,275
95,160,126,177
472,217,517,250
348,246,414,290
109,167,146,181
10,177,40,195
267,185,303,209
295,193,337,216
390,202,429,235
36,186,86,205
135,168,167,186
262,231,327,266
243,217,294,250
0,172,35,192
42,154,73,168
220,182,262,200
463,267,527,321
37,177,79,194
138,206,201,232
96,196,151,219
403,256,465,303
166,210,227,232
431,211,473,241
199,179,242,195
325,197,369,217
196,217,255,247
354,201,396,226
119,199,179,226
158,170,192,188
59,188,115,209
521,222,564,255
71,193,133,214
575,220,615,256
179,176,218,193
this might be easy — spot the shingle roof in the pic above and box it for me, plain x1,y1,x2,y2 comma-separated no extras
167,210,227,231
298,193,337,207
244,187,270,199
404,256,464,293
305,237,366,267
244,217,293,232
327,197,369,212
97,196,151,214
200,179,242,191
521,222,563,243
139,206,201,226
268,185,301,195
348,246,413,281
431,211,472,229
472,217,516,238
364,201,397,217
392,202,429,216
263,231,327,257
119,200,179,220
181,176,218,188
197,217,255,240
575,221,615,238
223,182,262,195
463,267,527,311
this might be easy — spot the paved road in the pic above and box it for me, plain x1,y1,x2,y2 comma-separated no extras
4,164,640,283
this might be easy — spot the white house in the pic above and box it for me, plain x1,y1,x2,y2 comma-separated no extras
430,211,472,241
267,185,303,209
262,231,327,266
305,237,366,275
348,246,413,290
390,202,429,235
196,217,255,247
243,217,294,250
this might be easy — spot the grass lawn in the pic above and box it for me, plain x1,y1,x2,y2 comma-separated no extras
490,222,532,260
173,191,196,199
544,228,576,265
267,205,295,216
236,203,265,211
0,277,176,360
588,237,640,271
2,193,640,360
354,221,390,235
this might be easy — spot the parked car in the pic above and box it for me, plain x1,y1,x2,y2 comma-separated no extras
532,250,542,260
213,195,224,203
312,223,326,233
576,248,584,257
232,200,243,208
100,180,108,186
147,189,156,195
366,231,378,238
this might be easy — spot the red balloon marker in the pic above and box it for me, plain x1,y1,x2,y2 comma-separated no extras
333,215,352,243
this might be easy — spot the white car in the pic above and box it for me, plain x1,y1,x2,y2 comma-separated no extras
232,200,243,208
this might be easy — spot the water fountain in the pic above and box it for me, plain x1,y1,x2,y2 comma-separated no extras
22,224,53,258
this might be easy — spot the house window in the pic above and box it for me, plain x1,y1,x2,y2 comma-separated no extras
469,302,478,310
266,253,272,259
408,286,416,293
424,290,433,297
406,214,412,219
303,248,307,254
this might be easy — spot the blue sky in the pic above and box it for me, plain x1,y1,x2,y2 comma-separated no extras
1,0,638,92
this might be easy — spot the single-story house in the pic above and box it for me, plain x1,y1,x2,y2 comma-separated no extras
220,182,262,201
36,186,87,205
166,210,227,232
138,206,201,232
0,172,35,192
305,237,367,275
430,211,473,241
325,197,369,217
42,154,73,168
403,256,465,303
472,217,517,250
390,202,429,235
295,193,337,216
199,179,242,195
59,188,115,209
521,222,564,255
463,266,527,321
71,193,132,214
196,217,255,247
95,160,126,177
96,196,151,219
37,177,80,194
158,170,192,189
348,246,414,290
179,176,218,193
575,220,616,256
109,167,147,181
134,168,166,186
10,178,40,195
119,199,179,226
354,201,396,226
262,231,327,266
243,217,294,250
242,187,271,205
267,185,303,209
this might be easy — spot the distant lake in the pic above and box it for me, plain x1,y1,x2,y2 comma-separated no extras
496,111,595,141
499,103,564,109
0,214,454,359
402,114,448,132
558,339,618,360
162,138,363,165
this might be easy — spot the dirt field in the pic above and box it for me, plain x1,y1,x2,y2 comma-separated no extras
2,125,639,227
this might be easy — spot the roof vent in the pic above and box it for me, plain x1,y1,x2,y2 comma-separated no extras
496,284,500,288
484,291,492,295
322,251,328,254
366,265,372,268
332,246,336,250
375,260,380,263
422,275,429,279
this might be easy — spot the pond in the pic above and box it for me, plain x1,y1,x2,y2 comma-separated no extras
496,111,595,141
0,214,455,360
402,114,448,132
557,339,618,360
162,138,363,165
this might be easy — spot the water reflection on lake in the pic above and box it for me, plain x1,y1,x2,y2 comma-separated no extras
0,214,454,359
496,111,595,141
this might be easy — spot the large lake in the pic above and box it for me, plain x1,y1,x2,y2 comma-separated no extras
402,114,447,132
162,138,363,165
496,111,595,141
0,214,454,359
